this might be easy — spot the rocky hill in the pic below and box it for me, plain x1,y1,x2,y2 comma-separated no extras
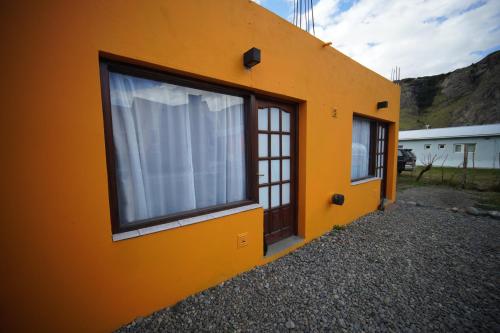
399,51,500,130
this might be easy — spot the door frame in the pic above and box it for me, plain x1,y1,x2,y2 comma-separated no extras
254,97,299,244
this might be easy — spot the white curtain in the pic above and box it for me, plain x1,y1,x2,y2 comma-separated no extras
351,117,371,179
109,72,246,225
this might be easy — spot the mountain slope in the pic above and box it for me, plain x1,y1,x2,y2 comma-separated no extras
399,51,500,130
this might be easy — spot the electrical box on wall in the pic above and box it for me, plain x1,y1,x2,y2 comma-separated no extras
237,233,248,248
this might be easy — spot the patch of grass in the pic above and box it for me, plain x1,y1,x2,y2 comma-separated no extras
332,225,346,231
398,166,500,191
475,192,500,211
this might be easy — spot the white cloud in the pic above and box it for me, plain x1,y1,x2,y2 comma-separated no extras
311,0,500,79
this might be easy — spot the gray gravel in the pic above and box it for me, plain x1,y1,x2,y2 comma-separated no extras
118,204,500,332
397,185,480,208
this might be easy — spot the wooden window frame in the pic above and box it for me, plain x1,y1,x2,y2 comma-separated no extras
351,116,379,182
99,57,258,234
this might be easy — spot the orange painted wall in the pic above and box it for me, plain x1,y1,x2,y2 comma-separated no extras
0,0,399,332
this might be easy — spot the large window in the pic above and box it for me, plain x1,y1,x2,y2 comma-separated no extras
101,60,252,233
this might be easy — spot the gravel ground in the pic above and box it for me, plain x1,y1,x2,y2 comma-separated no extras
118,203,500,332
397,185,480,208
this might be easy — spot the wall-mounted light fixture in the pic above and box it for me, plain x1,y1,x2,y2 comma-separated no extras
377,101,389,110
243,47,261,69
331,194,345,206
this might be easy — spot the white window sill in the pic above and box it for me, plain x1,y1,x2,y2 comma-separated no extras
112,203,262,242
351,177,381,186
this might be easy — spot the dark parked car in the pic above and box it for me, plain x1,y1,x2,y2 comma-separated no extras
397,148,416,174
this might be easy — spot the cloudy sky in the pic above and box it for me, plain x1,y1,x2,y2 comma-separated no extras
254,0,500,79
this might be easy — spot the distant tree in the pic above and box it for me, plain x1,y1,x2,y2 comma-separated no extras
416,153,441,182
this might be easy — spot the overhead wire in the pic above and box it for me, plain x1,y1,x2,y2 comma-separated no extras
292,0,316,35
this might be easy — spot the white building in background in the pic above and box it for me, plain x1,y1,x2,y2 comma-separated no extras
399,124,500,169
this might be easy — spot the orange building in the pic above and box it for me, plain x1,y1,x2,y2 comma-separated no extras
0,0,399,332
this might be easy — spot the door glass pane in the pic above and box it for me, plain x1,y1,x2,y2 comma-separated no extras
259,160,268,184
271,185,280,207
271,160,280,182
282,134,290,156
282,111,290,132
282,183,290,205
258,108,268,131
259,187,269,209
270,107,280,131
258,134,268,157
282,159,290,181
271,134,280,157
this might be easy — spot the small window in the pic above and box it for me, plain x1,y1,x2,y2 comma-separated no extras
398,145,403,148
351,116,387,181
351,117,374,180
454,144,462,153
466,143,476,153
424,144,431,149
438,144,445,149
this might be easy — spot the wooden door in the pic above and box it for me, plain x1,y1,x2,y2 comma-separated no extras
256,100,297,245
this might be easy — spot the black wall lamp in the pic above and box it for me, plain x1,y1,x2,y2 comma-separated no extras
377,101,389,110
244,47,261,69
331,194,345,206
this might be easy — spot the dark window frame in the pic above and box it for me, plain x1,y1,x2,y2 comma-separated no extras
100,57,258,234
351,115,386,182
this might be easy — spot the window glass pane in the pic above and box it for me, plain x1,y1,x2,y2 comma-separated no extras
259,134,268,157
271,134,280,157
351,117,371,180
282,159,290,181
282,111,290,132
271,185,280,207
258,108,268,131
258,160,268,184
108,72,246,226
454,144,462,152
259,186,269,209
466,144,476,153
282,134,290,156
270,107,280,131
282,183,290,205
271,160,280,182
